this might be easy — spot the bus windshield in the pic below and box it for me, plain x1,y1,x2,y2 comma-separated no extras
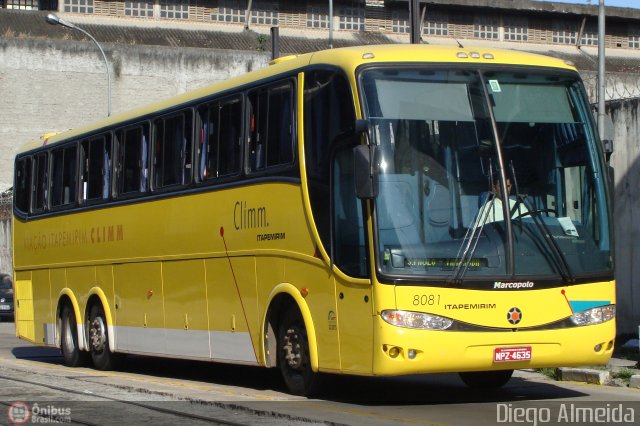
359,67,612,285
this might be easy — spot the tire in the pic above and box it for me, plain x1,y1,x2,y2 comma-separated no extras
60,305,90,367
459,369,514,389
277,308,319,397
87,304,121,370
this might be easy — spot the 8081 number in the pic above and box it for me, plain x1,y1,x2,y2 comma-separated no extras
412,294,441,306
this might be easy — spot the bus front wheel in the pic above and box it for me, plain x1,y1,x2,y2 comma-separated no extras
60,305,89,367
459,369,513,388
277,308,319,397
88,304,121,370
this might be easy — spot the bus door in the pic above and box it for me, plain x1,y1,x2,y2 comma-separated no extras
332,146,374,374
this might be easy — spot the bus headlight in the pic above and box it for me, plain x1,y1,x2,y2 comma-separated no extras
570,305,615,326
381,310,453,330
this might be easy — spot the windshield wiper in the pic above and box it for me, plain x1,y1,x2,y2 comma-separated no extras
511,194,575,283
448,191,496,285
509,164,575,283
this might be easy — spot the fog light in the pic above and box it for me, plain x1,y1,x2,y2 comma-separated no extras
606,340,614,350
594,344,603,352
408,349,417,359
389,346,400,358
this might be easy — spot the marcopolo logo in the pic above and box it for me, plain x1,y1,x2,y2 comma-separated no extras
507,307,523,325
494,281,535,289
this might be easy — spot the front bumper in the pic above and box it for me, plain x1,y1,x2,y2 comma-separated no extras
372,314,615,375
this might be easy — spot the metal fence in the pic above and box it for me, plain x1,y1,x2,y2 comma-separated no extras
582,71,640,103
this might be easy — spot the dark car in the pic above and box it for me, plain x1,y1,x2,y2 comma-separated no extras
0,274,14,322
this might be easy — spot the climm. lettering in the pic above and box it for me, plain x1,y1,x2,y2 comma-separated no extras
90,225,124,243
234,201,268,230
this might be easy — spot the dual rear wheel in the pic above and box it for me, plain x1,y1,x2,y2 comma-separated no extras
60,303,120,370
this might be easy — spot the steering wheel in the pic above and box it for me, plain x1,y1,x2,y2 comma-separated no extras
514,209,557,220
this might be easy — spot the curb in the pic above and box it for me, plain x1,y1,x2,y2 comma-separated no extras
559,368,610,385
630,375,640,389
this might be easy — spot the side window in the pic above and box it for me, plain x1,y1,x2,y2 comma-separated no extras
81,134,112,202
303,70,359,273
333,147,367,277
153,110,193,189
247,80,295,172
197,96,242,181
116,124,149,196
32,152,49,213
50,144,78,208
14,157,32,214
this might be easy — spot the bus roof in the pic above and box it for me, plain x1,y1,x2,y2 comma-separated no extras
18,44,576,154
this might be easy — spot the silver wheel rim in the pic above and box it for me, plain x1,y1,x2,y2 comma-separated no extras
282,326,303,370
89,315,107,352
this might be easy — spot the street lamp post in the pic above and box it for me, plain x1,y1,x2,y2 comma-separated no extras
46,14,112,117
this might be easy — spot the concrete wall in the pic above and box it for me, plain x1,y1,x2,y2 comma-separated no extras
607,98,640,337
0,37,270,191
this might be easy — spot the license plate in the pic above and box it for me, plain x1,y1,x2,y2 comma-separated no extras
494,346,532,363
0,305,10,311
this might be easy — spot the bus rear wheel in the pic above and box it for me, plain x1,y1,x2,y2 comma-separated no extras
277,308,319,397
459,369,513,388
60,305,89,367
88,304,121,370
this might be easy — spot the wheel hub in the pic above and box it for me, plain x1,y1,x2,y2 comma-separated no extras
89,316,107,352
282,326,303,369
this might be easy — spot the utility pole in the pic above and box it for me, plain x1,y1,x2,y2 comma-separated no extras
329,0,334,48
597,0,606,141
409,0,420,44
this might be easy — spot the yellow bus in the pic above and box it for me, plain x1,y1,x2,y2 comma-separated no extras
12,44,615,396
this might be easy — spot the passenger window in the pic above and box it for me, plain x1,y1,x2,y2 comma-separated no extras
153,110,193,189
197,96,242,181
81,134,112,202
247,81,294,172
14,157,31,214
50,144,78,208
32,152,49,212
116,124,149,195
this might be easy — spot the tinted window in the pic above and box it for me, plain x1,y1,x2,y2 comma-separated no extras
197,96,242,180
50,144,78,208
303,70,357,270
153,110,193,189
14,157,31,213
81,134,112,202
32,152,49,212
116,124,149,195
247,81,295,172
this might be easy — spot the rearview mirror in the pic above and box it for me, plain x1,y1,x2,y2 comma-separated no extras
354,144,379,199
